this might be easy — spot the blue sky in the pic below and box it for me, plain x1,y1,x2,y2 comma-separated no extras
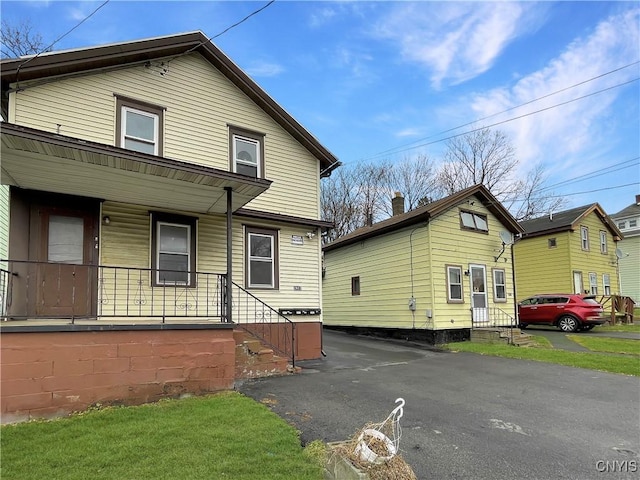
2,0,639,215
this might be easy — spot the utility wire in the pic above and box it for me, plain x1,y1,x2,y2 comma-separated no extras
167,0,276,63
538,157,639,192
351,77,640,164
361,62,640,162
15,0,110,82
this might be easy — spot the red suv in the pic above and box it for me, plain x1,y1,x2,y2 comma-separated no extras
518,294,606,332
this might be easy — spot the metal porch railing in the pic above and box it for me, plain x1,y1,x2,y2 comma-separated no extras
231,281,295,367
0,260,296,365
472,307,518,344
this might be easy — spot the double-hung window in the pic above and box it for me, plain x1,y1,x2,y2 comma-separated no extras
580,226,589,251
460,210,488,233
246,227,278,289
151,213,197,287
588,272,598,295
229,126,265,178
116,96,163,155
602,274,611,295
493,269,507,302
599,231,607,254
446,265,463,303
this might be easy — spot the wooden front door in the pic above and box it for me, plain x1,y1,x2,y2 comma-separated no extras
36,206,98,317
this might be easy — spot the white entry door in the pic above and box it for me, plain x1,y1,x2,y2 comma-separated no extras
573,271,583,294
470,264,488,324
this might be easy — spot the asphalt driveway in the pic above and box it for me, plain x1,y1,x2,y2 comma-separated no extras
238,329,639,480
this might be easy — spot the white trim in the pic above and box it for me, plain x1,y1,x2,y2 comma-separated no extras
122,106,159,155
155,221,191,286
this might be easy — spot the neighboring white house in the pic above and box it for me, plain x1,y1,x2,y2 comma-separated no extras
611,195,640,302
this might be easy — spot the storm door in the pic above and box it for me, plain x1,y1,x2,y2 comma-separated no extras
470,264,488,324
36,207,98,317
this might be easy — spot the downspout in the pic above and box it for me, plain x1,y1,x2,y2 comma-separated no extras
225,187,233,323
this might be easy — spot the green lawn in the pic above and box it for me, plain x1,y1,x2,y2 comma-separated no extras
595,323,640,333
444,341,640,376
567,335,640,356
0,392,323,480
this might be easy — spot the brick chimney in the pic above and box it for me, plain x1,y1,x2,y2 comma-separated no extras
636,194,640,205
392,192,405,216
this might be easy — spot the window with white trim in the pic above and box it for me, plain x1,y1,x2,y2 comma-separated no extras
630,219,638,228
116,96,163,155
460,210,488,232
599,230,607,254
230,127,265,178
603,274,611,295
580,226,589,251
589,272,598,295
151,213,196,287
246,227,278,289
446,265,463,303
493,269,507,302
617,221,626,230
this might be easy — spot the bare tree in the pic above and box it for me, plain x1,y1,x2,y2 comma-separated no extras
437,128,518,197
436,128,566,221
382,154,438,216
507,163,567,221
1,19,49,58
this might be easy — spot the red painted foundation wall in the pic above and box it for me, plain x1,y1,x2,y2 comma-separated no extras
0,329,235,423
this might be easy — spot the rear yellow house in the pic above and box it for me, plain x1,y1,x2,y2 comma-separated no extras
322,184,524,343
514,204,622,300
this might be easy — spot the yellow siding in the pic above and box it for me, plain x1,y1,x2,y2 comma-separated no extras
514,211,620,298
323,225,428,329
618,236,639,302
427,198,517,329
10,54,320,219
323,195,518,330
514,231,573,299
100,202,321,322
0,186,8,268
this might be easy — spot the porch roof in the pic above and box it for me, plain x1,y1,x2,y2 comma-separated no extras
1,122,271,214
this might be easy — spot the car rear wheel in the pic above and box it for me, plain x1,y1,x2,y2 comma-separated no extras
558,315,579,333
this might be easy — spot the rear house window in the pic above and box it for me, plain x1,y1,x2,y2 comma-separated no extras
460,210,488,232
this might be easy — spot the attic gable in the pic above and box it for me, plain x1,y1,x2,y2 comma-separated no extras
324,184,523,251
519,203,622,239
0,31,340,176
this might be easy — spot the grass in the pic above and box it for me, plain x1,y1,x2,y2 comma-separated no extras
444,340,640,377
595,323,640,333
0,392,323,480
566,335,640,356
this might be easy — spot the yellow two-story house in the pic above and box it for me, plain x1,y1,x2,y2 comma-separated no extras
514,204,622,300
322,184,524,343
0,32,340,362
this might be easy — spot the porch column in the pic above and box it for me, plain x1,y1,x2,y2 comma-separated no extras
225,187,233,323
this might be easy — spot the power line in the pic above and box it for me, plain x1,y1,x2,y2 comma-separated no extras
167,0,276,63
360,62,640,162
539,157,639,192
15,0,110,77
353,77,639,164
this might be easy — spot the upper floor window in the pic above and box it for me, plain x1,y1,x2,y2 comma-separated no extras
580,226,589,251
548,238,557,248
617,221,626,230
599,231,607,254
630,219,638,228
460,210,488,233
229,126,265,178
116,96,164,155
151,212,197,287
245,226,278,289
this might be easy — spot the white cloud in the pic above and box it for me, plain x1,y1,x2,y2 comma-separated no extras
244,60,284,78
373,2,538,88
468,7,640,173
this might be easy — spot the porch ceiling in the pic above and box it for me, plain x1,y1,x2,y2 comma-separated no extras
0,123,271,214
